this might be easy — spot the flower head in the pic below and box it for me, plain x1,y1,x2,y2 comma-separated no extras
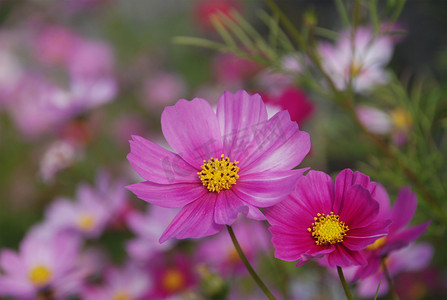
318,26,395,92
265,169,390,268
127,90,311,242
0,231,82,299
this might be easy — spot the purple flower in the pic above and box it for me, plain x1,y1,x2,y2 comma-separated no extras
265,169,391,268
42,183,110,239
353,184,431,280
127,90,311,242
0,231,82,299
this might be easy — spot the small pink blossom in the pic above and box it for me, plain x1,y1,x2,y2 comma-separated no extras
0,231,83,299
265,169,391,268
318,27,395,92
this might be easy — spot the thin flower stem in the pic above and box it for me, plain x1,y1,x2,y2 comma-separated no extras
337,266,354,300
226,225,276,300
381,256,400,300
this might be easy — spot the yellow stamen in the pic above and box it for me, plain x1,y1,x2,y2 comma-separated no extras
390,108,412,130
350,62,363,77
366,237,387,251
308,212,349,245
198,154,239,193
29,265,52,286
162,268,185,293
77,214,96,231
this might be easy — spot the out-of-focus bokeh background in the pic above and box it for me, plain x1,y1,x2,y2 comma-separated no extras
0,0,446,299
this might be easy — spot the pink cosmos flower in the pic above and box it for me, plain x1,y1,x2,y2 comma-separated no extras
265,169,391,268
42,183,110,239
0,231,82,299
126,205,179,262
127,90,311,242
196,217,271,276
352,184,431,280
318,27,395,92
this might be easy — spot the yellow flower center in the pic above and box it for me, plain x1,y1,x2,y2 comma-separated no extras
350,62,363,77
29,265,52,286
365,237,387,251
308,212,349,245
162,268,185,293
112,291,131,300
198,154,239,193
77,214,96,231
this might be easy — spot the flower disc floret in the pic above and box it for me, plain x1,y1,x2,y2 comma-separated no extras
28,265,52,286
308,212,349,245
198,154,239,193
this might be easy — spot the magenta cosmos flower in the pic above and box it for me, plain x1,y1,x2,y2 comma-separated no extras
265,169,391,268
127,90,311,242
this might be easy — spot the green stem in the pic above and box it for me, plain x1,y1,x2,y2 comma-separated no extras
337,266,354,300
381,256,400,300
226,225,276,300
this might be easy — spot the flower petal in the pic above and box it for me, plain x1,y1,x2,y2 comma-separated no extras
339,185,379,229
127,135,199,184
293,170,335,218
238,110,311,173
126,182,206,208
334,169,376,215
269,227,317,261
343,220,390,251
159,193,223,242
214,190,244,225
161,98,223,168
0,250,26,278
216,90,268,161
389,186,417,233
379,221,431,255
325,245,367,268
233,169,305,208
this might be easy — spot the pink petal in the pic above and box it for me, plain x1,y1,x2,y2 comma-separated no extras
389,186,417,233
339,185,379,228
214,190,244,225
325,245,367,268
269,227,317,261
0,250,26,278
233,169,305,208
264,191,317,234
0,276,34,297
127,135,199,184
161,98,223,168
380,221,431,255
353,254,382,280
216,90,268,161
126,182,206,208
293,170,335,218
238,110,311,173
373,183,392,221
334,169,376,215
343,220,390,251
159,193,223,242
